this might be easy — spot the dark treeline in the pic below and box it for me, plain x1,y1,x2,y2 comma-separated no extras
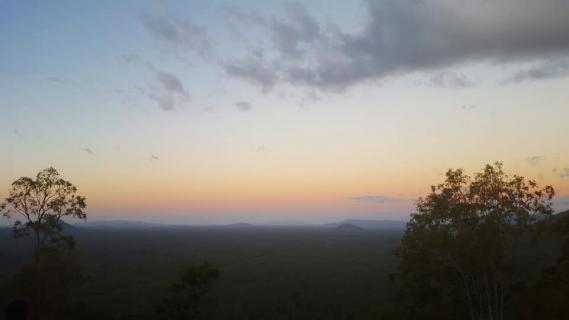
0,168,219,320
377,163,569,320
1,164,568,319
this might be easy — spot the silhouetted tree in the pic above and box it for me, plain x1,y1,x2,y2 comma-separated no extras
2,167,88,320
2,167,86,255
393,162,554,320
510,210,569,319
157,262,220,320
15,246,87,320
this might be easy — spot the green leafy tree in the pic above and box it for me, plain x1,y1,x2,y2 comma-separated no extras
2,167,86,254
393,162,554,320
158,261,220,320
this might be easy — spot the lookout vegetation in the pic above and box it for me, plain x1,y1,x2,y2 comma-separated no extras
1,164,568,320
1,168,219,320
2,167,87,254
383,162,569,320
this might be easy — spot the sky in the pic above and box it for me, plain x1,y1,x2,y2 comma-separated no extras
1,0,569,224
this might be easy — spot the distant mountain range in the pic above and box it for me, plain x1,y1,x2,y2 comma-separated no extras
224,222,255,228
338,219,407,230
10,211,569,232
71,218,407,230
74,220,164,229
335,223,364,233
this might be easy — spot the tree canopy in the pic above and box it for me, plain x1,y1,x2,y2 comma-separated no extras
2,167,87,251
393,162,555,320
1,167,88,320
158,261,220,320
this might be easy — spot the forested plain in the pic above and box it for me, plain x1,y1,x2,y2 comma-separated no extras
1,164,568,320
1,225,403,320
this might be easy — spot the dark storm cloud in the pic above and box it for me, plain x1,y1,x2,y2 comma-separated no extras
349,195,413,203
235,101,253,112
227,0,569,92
141,15,213,59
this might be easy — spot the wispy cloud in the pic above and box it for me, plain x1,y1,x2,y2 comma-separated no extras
298,90,320,107
120,53,139,64
154,69,189,98
559,168,569,178
461,104,477,111
150,154,159,161
140,14,214,59
144,67,190,111
45,76,71,85
226,3,320,60
506,59,569,83
429,72,475,89
13,129,23,139
526,156,543,166
202,106,215,114
145,92,174,111
349,195,414,203
81,147,94,155
223,58,277,93
235,101,253,112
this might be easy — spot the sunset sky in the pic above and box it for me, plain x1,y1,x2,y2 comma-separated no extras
1,0,569,224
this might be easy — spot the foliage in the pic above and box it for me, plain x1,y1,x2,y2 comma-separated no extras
14,245,88,320
511,211,569,319
1,167,88,319
393,162,554,320
157,261,220,320
1,225,399,319
2,167,86,252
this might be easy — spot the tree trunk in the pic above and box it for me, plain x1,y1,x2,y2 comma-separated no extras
33,227,41,264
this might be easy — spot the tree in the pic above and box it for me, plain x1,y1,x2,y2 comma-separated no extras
2,167,87,254
157,262,220,320
511,210,569,319
393,162,554,320
15,245,87,320
2,167,88,320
